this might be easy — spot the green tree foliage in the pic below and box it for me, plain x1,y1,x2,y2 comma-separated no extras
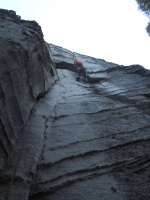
136,0,150,36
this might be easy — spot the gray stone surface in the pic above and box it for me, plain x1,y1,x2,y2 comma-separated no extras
1,9,150,200
0,9,58,177
29,67,150,200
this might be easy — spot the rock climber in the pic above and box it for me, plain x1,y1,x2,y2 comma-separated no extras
74,59,88,82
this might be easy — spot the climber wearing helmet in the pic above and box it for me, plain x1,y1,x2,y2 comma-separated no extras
74,59,88,82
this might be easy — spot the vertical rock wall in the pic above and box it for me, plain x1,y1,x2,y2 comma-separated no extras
0,9,58,170
0,9,150,200
28,44,150,200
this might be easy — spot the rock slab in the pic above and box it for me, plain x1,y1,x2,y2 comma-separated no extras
0,8,58,188
0,9,150,200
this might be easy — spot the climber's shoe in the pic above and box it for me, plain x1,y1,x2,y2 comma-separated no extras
76,76,80,81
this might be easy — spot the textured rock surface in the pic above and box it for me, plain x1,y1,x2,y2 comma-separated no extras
1,9,150,200
0,9,57,179
28,45,150,200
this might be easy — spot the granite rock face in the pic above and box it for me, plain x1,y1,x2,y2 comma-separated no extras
29,45,150,200
1,9,150,200
0,9,58,171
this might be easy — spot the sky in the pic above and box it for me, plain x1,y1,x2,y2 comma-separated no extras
0,0,150,69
